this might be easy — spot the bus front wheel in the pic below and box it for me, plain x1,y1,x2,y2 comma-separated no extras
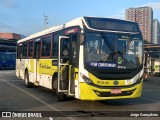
25,71,33,88
57,92,66,102
52,75,66,101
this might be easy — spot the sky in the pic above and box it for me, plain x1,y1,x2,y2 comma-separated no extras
0,0,160,36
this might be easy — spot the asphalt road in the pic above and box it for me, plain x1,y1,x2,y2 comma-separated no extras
0,70,160,120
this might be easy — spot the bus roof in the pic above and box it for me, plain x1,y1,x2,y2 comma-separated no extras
17,16,139,43
17,17,84,43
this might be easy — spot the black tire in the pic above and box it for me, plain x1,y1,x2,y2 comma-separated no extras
52,75,66,101
57,92,66,102
52,75,58,93
25,71,33,88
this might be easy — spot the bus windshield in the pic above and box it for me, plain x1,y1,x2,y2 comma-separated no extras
84,32,143,70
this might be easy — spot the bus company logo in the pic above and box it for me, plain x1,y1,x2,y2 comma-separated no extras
40,63,51,69
113,80,119,85
117,57,123,64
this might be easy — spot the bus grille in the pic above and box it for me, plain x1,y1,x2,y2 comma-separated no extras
93,89,136,97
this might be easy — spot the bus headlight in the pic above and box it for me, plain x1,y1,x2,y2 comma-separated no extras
80,73,94,84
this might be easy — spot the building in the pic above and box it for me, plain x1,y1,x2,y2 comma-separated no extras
125,7,153,43
144,44,160,76
0,33,23,52
152,19,159,44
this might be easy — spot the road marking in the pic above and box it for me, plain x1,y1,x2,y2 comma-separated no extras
0,79,22,82
1,79,74,120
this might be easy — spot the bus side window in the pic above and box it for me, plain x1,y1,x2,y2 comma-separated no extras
17,44,22,59
41,35,51,57
22,42,27,58
28,41,34,58
52,35,58,57
20,46,22,59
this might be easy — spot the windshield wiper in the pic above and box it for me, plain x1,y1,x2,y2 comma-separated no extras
101,33,114,51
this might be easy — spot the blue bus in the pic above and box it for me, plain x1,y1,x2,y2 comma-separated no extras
0,52,16,70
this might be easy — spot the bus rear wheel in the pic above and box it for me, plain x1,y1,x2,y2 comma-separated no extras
25,71,33,88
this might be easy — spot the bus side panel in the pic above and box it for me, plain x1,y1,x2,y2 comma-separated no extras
38,59,53,89
27,59,34,83
16,59,20,77
35,59,58,89
33,59,38,84
19,59,26,79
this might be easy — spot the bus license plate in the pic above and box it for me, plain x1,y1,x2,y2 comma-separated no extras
111,89,122,94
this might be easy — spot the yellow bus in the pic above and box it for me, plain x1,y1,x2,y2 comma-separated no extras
16,17,144,101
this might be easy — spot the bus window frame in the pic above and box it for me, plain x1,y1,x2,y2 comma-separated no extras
27,40,34,58
40,34,52,59
22,42,27,58
17,43,22,59
52,33,63,59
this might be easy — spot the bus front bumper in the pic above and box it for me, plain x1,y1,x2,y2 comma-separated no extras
79,82,143,100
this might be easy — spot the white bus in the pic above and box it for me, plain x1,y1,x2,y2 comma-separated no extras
16,17,144,101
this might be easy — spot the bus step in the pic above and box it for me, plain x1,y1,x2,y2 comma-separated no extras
67,93,75,97
34,82,39,86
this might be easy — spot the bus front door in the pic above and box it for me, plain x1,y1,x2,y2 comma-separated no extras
57,36,75,99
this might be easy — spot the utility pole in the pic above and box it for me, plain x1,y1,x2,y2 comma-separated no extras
44,13,48,30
